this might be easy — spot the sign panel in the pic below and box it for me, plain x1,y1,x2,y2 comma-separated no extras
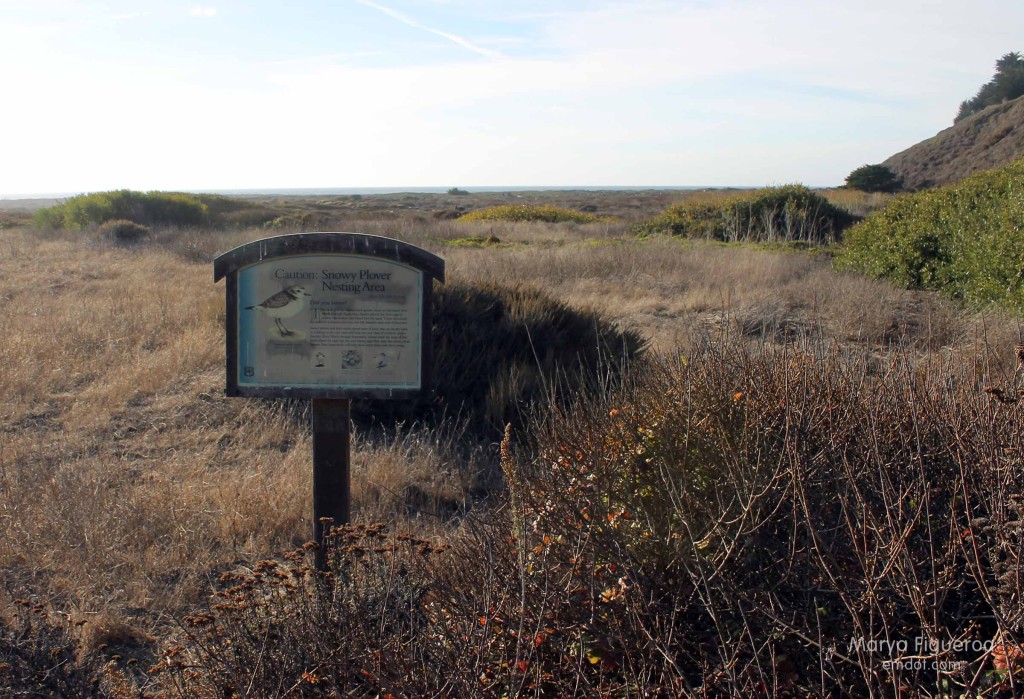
214,232,445,400
237,254,423,390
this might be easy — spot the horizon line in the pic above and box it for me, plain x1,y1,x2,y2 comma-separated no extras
0,183,838,200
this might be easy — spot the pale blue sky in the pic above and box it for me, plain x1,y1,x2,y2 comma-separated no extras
2,0,1020,194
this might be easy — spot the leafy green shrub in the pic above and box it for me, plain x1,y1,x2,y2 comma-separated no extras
443,234,501,247
844,163,902,193
33,190,209,229
191,193,280,228
97,218,150,245
636,185,854,244
263,212,325,230
31,206,65,230
836,156,1024,306
457,205,610,223
354,281,646,441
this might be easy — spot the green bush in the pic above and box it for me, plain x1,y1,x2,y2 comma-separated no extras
30,206,65,230
835,156,1024,306
636,185,854,244
844,163,902,193
457,205,610,223
956,51,1024,122
33,190,209,229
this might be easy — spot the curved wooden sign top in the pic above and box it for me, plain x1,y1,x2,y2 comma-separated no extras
214,232,446,283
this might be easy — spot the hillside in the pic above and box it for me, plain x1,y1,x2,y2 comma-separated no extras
883,94,1024,190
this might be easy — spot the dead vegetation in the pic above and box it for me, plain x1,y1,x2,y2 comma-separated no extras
1,197,1023,695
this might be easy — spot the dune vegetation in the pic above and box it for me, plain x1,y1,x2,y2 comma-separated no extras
2,186,1024,696
837,156,1024,307
634,184,854,245
457,204,612,224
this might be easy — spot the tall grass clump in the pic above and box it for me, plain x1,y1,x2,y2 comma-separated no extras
822,187,895,218
155,331,1024,696
33,190,210,229
836,156,1024,307
637,184,854,244
458,205,611,224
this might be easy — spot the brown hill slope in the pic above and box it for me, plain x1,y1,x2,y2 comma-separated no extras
883,94,1024,190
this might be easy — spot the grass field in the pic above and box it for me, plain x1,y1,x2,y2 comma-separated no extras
2,190,1023,696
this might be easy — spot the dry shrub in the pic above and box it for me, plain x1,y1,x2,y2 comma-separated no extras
509,330,1024,694
0,590,135,698
356,281,646,441
97,219,150,246
443,236,971,354
153,329,1024,696
154,527,445,698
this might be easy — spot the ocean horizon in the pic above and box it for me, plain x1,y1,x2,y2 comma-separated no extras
0,185,760,201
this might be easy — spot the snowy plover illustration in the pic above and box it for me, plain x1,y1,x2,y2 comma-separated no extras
245,285,312,337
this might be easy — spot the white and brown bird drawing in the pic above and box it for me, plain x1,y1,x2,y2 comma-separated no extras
245,285,312,337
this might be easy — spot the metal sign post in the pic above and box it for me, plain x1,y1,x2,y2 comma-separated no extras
214,233,445,568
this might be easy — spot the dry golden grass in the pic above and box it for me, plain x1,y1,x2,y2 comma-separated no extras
0,229,474,634
440,235,967,353
820,186,895,217
1,207,1022,684
0,233,305,616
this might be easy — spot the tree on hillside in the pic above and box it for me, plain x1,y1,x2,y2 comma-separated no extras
955,51,1024,122
844,164,902,193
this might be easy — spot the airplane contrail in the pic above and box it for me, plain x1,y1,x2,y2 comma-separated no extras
355,0,502,59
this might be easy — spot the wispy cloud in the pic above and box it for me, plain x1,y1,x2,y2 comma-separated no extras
189,7,218,18
355,0,501,59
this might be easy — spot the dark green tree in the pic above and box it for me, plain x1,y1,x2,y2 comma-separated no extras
955,52,1024,122
844,164,902,193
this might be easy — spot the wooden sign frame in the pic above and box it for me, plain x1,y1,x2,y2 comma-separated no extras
214,232,445,568
213,232,446,400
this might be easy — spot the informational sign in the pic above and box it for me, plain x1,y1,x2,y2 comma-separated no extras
237,254,423,390
214,232,445,399
214,233,445,567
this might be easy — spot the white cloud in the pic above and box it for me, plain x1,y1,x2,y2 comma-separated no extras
4,0,1023,192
